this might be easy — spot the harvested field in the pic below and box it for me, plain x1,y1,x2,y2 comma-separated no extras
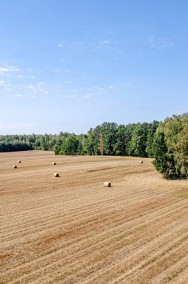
0,150,188,284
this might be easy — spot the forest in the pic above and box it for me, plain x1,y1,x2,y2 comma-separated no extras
0,113,187,179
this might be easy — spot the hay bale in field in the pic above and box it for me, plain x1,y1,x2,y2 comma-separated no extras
52,162,56,165
13,165,17,168
139,160,143,163
17,160,21,163
104,181,111,187
54,173,59,177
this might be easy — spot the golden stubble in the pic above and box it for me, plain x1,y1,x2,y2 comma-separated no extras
0,151,187,284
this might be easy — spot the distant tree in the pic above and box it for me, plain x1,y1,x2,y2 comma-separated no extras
125,123,139,156
99,122,118,155
114,124,127,155
146,120,159,157
60,134,79,155
77,134,88,155
86,128,100,155
129,123,149,157
152,123,170,176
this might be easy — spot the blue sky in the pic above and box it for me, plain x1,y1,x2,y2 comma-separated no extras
0,0,188,134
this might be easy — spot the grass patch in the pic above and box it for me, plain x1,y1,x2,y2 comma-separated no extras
177,194,188,199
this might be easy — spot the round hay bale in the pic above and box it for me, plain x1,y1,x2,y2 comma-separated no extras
139,160,143,164
17,160,21,163
13,165,17,168
52,162,56,165
104,181,111,187
54,173,59,177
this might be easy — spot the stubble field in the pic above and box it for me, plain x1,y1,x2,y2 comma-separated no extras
0,150,188,284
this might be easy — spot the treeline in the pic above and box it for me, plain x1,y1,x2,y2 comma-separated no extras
0,121,159,157
0,113,187,179
55,121,159,157
0,134,58,152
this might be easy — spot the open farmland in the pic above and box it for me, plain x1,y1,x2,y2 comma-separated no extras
0,150,188,284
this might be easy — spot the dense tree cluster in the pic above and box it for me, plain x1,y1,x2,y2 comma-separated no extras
0,113,187,179
0,134,58,152
0,121,159,157
153,113,188,179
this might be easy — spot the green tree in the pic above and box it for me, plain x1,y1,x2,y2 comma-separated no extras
129,123,149,157
153,114,188,179
99,122,118,155
61,134,79,155
114,124,127,155
146,120,159,157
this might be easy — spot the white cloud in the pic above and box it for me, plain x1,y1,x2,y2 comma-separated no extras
57,43,64,48
54,68,61,73
5,87,12,92
64,92,95,99
0,67,50,99
101,40,110,45
93,86,105,91
0,66,20,73
25,82,46,93
82,93,95,99
14,94,23,97
99,40,111,48
38,81,45,86
145,36,174,49
26,84,36,92
17,74,25,79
